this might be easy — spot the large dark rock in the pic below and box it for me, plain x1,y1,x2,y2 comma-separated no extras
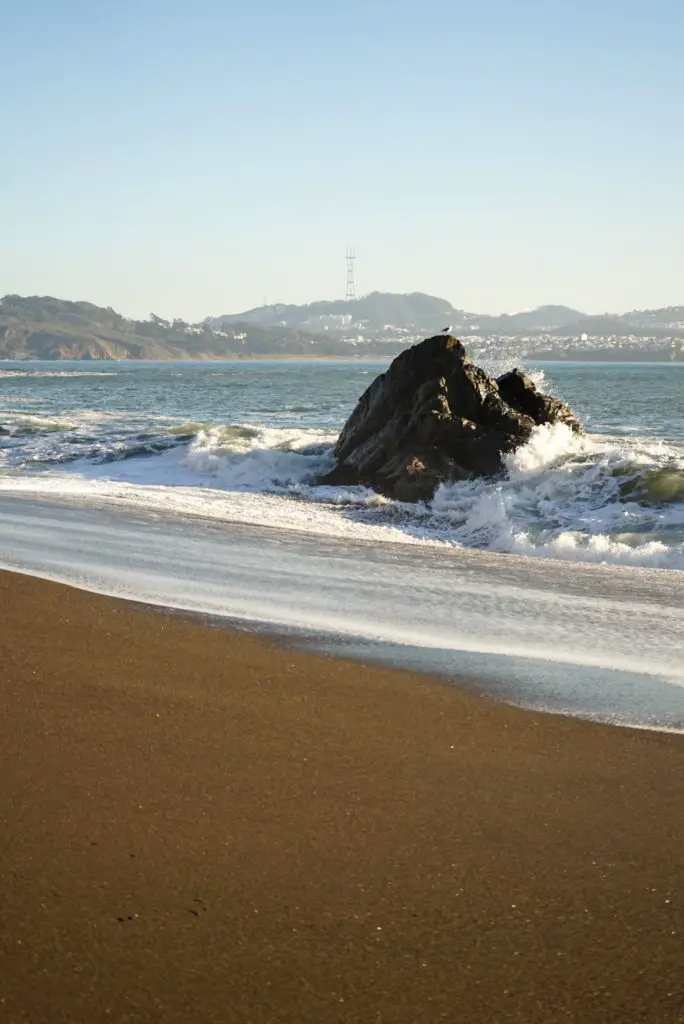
321,335,582,502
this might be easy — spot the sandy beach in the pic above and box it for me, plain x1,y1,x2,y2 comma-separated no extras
2,568,684,1023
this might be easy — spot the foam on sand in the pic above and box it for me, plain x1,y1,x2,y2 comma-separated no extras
1,494,684,731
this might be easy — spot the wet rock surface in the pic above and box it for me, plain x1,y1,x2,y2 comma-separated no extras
321,335,582,502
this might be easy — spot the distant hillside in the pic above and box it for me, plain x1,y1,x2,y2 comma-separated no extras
546,315,683,338
210,295,684,338
549,315,640,337
618,306,684,330
209,291,464,334
487,306,584,332
3,293,684,362
0,295,358,360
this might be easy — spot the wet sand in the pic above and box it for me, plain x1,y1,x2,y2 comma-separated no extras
2,568,684,1023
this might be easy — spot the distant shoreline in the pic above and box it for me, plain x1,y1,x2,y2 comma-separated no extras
3,352,684,364
4,294,684,362
0,353,390,363
530,353,684,364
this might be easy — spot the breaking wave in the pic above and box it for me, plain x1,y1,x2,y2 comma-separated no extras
0,369,117,378
2,414,684,569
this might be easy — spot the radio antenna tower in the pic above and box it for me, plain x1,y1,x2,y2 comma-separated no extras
345,245,356,300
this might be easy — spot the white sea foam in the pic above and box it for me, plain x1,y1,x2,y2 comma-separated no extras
430,426,684,567
0,369,116,378
2,420,684,569
0,414,82,432
505,421,582,474
2,495,684,731
181,425,335,490
3,360,683,730
0,410,134,431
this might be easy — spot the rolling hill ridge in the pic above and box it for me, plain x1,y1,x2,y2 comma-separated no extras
2,292,684,361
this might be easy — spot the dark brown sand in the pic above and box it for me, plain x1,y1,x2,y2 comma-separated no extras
2,569,684,1023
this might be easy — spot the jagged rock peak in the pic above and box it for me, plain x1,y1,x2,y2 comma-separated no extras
321,334,582,502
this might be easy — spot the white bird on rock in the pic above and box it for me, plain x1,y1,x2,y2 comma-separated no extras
441,325,453,333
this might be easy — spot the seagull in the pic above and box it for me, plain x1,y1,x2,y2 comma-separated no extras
441,325,453,333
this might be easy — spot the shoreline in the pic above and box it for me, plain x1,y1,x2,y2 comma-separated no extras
1,353,390,363
2,491,684,733
3,568,684,1022
6,551,684,735
3,354,684,364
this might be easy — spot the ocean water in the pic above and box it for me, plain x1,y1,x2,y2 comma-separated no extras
1,357,684,730
2,358,684,566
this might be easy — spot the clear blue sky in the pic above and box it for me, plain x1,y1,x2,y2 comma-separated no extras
2,0,683,319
